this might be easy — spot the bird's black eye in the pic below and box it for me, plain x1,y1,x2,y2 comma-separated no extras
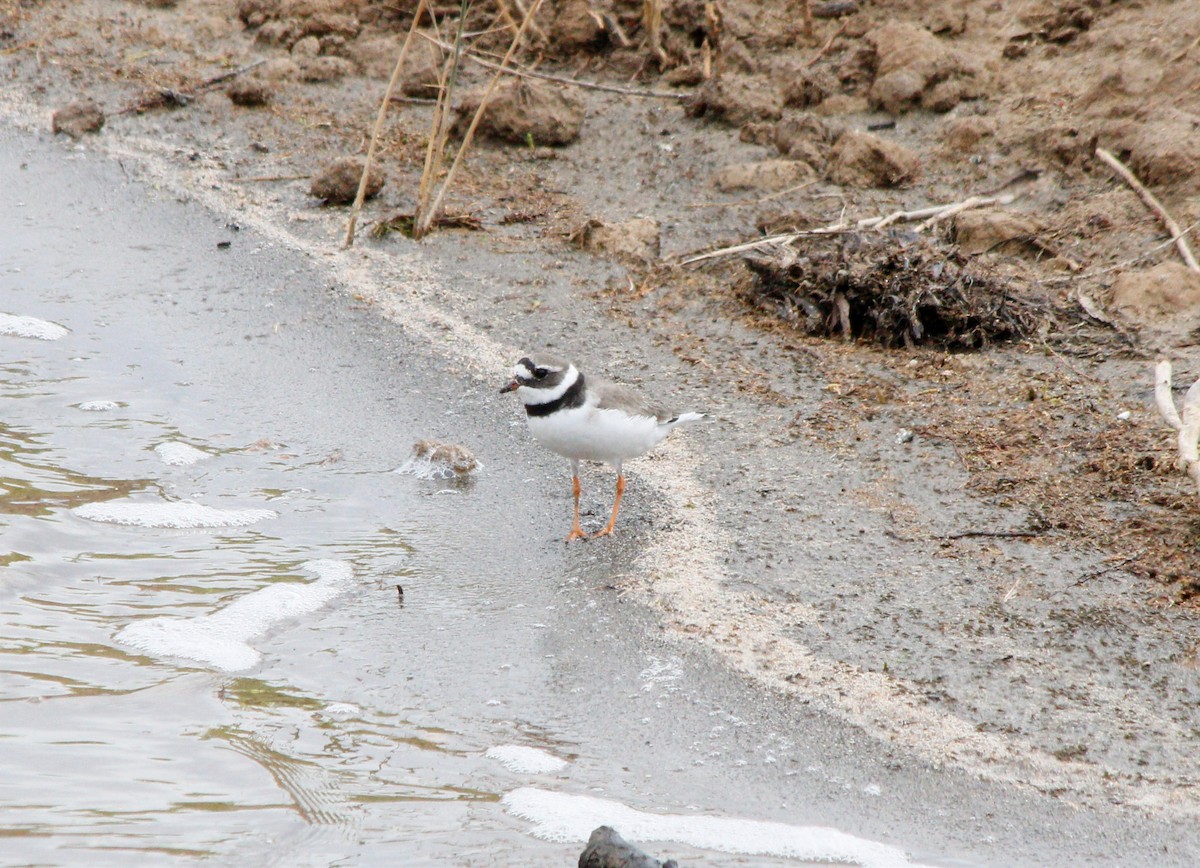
533,367,549,379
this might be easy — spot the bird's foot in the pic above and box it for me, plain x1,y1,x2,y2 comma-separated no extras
565,526,588,542
590,525,616,539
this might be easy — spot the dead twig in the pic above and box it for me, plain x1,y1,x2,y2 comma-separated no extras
681,193,1016,265
345,0,428,248
1095,147,1200,273
1040,218,1200,285
805,18,847,67
229,173,311,182
940,529,1049,541
684,179,817,210
416,31,686,99
116,58,266,115
1072,549,1146,587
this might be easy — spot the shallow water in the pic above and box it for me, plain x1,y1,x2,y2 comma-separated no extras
0,133,940,866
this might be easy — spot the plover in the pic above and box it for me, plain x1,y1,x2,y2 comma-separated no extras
501,354,704,541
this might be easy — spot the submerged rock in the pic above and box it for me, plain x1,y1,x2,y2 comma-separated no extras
398,439,480,480
578,826,679,868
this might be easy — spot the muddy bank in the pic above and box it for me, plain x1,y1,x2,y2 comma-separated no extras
3,0,1200,851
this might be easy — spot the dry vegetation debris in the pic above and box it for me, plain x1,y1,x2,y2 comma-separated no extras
741,233,1039,349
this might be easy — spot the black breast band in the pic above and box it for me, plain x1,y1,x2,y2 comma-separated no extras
525,374,586,417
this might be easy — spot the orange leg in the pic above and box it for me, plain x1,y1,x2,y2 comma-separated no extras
565,474,587,542
592,473,625,538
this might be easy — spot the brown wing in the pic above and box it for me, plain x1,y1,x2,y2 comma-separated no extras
590,378,674,423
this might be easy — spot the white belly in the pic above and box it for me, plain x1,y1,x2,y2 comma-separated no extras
527,406,668,465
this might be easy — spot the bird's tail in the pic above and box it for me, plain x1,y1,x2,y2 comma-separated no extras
668,412,706,426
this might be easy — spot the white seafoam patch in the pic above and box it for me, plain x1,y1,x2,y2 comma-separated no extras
117,559,354,671
73,501,276,528
0,312,69,340
153,441,211,466
504,788,923,868
395,454,478,482
486,745,568,775
76,400,122,411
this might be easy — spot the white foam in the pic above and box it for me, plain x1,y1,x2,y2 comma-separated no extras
76,400,121,411
487,745,569,775
319,702,361,721
0,312,69,340
503,788,923,868
154,442,211,466
73,500,276,528
117,559,354,671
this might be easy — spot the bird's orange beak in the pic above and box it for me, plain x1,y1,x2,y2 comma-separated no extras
500,380,518,394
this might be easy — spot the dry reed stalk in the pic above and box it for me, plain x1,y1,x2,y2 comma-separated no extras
1095,147,1200,273
414,0,546,238
1155,360,1200,497
344,0,430,247
642,0,666,67
492,0,519,37
416,30,685,98
509,0,545,43
704,2,724,80
414,0,468,230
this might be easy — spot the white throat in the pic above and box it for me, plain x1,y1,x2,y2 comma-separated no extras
518,365,580,405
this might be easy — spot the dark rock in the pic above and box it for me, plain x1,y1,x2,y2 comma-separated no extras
578,826,679,868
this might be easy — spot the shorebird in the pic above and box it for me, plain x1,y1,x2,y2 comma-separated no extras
501,353,704,541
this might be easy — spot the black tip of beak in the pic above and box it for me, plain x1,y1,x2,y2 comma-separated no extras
500,381,517,394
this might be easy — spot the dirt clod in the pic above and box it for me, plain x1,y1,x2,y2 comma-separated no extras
227,78,272,107
827,130,918,187
712,159,816,193
1111,262,1200,344
456,80,585,147
52,101,105,138
309,157,384,205
571,217,661,263
684,75,784,128
863,21,983,114
951,209,1047,257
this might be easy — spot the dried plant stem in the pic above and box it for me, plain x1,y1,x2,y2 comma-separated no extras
1154,360,1200,497
643,0,667,67
508,0,545,43
805,19,848,67
1095,147,1200,273
414,0,468,231
416,31,685,99
682,193,1016,265
344,0,429,247
415,0,546,238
